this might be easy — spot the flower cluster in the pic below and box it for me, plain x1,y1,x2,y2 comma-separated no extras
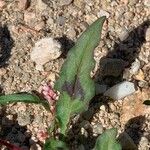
39,83,57,112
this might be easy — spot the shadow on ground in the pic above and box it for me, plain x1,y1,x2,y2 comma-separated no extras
95,20,150,87
0,106,42,150
55,35,75,58
0,25,14,68
66,20,150,149
118,116,146,150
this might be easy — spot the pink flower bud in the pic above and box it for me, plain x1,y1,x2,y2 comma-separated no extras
39,83,58,112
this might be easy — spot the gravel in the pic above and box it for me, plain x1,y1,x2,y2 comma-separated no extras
0,0,149,149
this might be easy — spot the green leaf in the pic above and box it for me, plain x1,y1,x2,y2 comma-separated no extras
93,128,121,150
44,138,68,150
56,92,72,134
143,100,150,105
55,17,106,135
0,93,49,109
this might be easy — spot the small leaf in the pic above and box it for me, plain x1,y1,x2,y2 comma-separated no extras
0,93,49,109
93,128,121,150
44,138,68,150
143,100,150,105
55,17,106,134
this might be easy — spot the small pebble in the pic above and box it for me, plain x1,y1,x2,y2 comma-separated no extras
109,103,117,111
118,27,129,41
18,0,30,10
130,59,141,75
100,105,106,111
85,14,97,24
0,68,6,76
30,143,42,150
139,137,149,149
17,112,32,126
134,69,145,81
124,12,135,21
104,81,136,100
46,72,56,82
93,123,104,134
30,37,62,71
33,115,43,124
74,0,85,8
58,0,72,6
56,16,66,26
41,0,52,6
97,10,110,18
122,0,128,5
81,127,88,137
145,28,150,41
47,17,54,26
144,0,150,7
0,0,6,10
34,21,45,31
129,0,139,6
67,27,76,38
24,12,36,24
138,80,148,88
36,0,47,11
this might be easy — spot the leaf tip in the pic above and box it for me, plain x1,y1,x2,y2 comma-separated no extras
143,100,150,105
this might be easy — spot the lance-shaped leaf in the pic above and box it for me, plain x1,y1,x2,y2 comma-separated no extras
143,100,150,105
93,128,121,150
55,17,106,134
0,93,49,109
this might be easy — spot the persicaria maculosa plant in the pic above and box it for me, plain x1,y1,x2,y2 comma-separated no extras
0,16,121,150
54,16,106,135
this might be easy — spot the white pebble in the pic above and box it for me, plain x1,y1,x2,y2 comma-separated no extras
118,27,129,41
145,27,150,41
144,0,150,7
97,10,110,18
31,37,62,71
58,0,72,6
129,59,140,75
36,0,47,11
104,81,136,100
100,105,106,111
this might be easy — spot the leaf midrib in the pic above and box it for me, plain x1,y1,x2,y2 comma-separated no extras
72,28,95,99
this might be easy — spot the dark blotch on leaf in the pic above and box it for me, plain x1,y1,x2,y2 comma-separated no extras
62,78,84,100
73,77,84,100
62,81,73,97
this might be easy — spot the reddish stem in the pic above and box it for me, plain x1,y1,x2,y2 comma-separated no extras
0,139,22,150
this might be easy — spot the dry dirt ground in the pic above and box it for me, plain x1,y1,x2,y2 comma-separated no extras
0,0,150,150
